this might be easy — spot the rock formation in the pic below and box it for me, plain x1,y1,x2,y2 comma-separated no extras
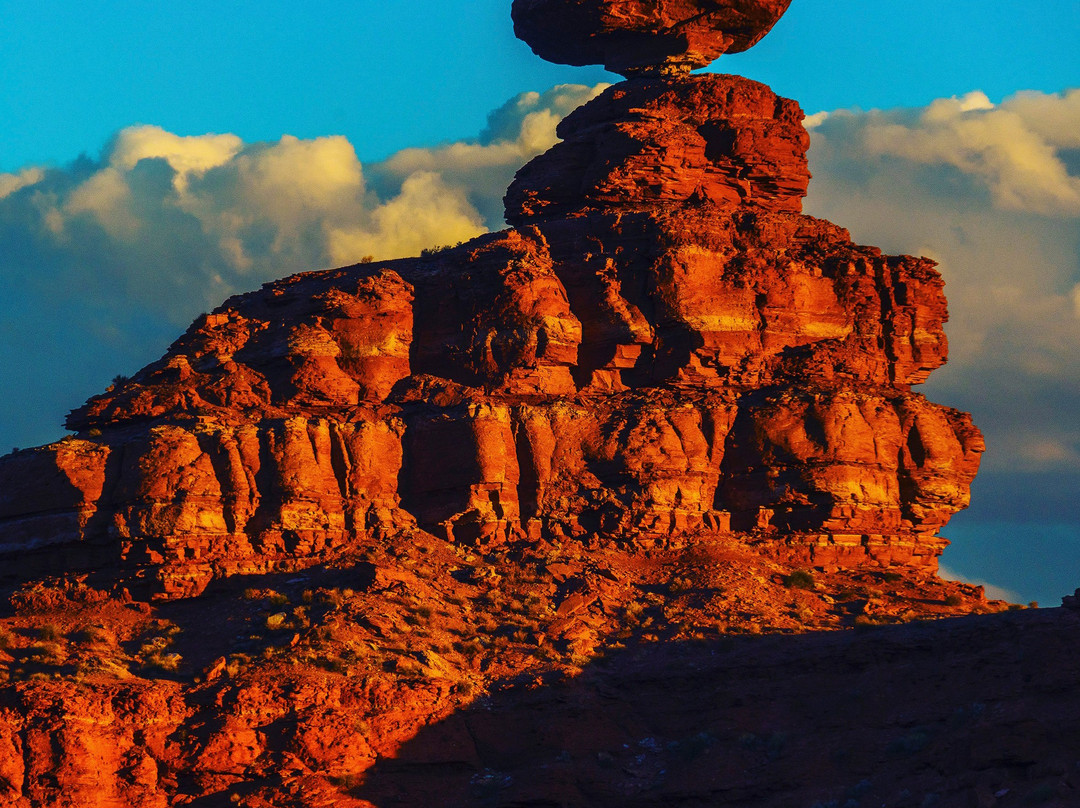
0,43,981,599
0,3,1021,807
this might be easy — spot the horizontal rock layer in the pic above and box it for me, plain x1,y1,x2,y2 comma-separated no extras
506,75,810,224
0,208,978,596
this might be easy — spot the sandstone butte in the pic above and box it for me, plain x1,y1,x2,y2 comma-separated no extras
0,2,1077,807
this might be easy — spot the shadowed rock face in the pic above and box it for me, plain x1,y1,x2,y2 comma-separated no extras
512,0,793,75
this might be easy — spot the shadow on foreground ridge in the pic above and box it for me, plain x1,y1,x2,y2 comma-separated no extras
356,607,1080,808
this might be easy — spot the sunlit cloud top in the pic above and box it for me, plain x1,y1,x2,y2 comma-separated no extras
0,83,606,450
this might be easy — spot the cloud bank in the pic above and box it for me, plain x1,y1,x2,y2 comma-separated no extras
937,564,1024,605
0,83,606,449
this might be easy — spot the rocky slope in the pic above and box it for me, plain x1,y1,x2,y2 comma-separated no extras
0,1,1041,806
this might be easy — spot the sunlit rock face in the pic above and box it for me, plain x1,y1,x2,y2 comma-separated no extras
0,0,980,599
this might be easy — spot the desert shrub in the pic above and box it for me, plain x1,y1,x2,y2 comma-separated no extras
75,626,111,645
0,628,14,649
38,623,63,641
455,638,483,658
318,588,344,607
25,642,65,666
454,680,477,698
782,570,815,590
290,606,310,628
314,655,348,674
420,242,462,258
944,594,963,606
854,614,887,629
394,656,426,677
147,651,182,672
668,575,694,593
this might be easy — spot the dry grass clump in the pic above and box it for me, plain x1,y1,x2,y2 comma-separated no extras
146,651,182,672
25,642,66,666
74,626,113,645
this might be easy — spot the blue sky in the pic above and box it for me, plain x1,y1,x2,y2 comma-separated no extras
2,0,1076,172
1,1,1078,603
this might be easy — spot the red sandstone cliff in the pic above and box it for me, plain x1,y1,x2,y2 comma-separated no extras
0,73,981,599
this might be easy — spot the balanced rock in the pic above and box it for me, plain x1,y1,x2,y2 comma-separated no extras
0,0,983,601
512,0,793,75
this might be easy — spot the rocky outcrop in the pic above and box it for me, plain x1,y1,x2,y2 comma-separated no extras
512,0,793,75
0,0,980,599
0,71,980,600
505,75,810,221
0,543,1040,808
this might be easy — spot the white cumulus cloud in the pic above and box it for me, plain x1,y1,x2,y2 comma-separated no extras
367,83,609,225
0,83,607,450
852,89,1080,216
938,565,1023,604
0,167,45,200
